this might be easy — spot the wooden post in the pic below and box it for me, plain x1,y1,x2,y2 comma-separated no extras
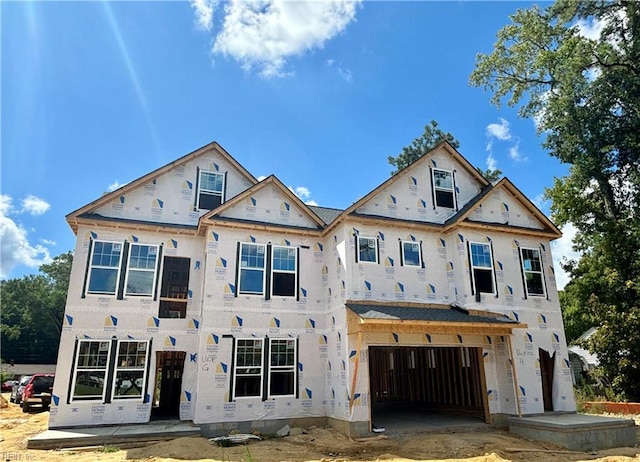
506,335,522,418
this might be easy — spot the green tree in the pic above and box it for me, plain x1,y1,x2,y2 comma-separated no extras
388,120,460,175
470,0,640,399
0,252,73,364
475,167,503,183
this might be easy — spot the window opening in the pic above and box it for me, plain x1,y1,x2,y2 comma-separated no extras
401,241,421,267
159,256,190,318
271,246,297,297
521,247,546,296
125,244,159,296
432,168,455,208
357,236,378,263
87,241,123,295
233,339,264,398
198,170,225,210
238,243,266,295
268,338,297,397
71,340,111,400
113,340,149,399
470,242,495,294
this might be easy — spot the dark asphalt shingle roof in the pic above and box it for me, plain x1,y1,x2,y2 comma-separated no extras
346,303,517,324
308,205,343,225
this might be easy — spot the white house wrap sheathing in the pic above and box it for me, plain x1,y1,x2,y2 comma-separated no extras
51,141,575,432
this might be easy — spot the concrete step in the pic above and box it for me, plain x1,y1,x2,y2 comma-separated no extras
27,420,202,449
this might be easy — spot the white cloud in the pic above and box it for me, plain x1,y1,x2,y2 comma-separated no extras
550,223,581,290
508,143,527,162
486,118,511,141
207,0,360,78
106,180,125,192
294,186,311,199
0,195,53,279
289,185,317,205
21,195,50,215
191,0,216,31
326,58,353,82
486,153,497,171
574,17,604,41
257,175,268,182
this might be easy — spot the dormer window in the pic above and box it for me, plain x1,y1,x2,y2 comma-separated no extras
432,168,455,208
198,170,225,210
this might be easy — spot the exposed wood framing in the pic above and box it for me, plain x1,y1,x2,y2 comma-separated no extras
369,346,486,418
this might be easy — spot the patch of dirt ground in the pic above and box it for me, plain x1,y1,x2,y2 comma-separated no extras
1,394,639,462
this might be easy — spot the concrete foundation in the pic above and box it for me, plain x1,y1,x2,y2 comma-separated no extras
508,413,637,451
198,416,328,438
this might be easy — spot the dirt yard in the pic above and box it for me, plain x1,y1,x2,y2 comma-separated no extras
1,394,639,462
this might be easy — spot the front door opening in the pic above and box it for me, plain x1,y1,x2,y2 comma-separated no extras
539,348,555,412
369,346,487,427
152,351,186,420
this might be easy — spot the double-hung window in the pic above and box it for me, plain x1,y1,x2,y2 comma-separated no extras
198,170,225,210
401,241,422,267
469,242,495,294
238,243,266,295
113,340,148,399
520,247,546,296
432,168,455,208
70,339,150,402
125,244,160,296
269,338,296,397
233,339,264,398
71,340,111,401
357,236,378,263
271,246,297,297
87,241,123,295
232,338,298,400
85,240,163,299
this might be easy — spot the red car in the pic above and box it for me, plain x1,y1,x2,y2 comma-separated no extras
2,379,16,392
21,374,55,413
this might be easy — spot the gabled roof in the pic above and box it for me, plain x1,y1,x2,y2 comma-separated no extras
66,141,258,234
198,174,327,233
342,141,490,218
454,177,561,238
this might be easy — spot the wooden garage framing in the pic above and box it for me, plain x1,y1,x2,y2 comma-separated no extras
345,301,528,426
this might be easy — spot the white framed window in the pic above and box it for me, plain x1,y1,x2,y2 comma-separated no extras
357,236,378,264
125,244,160,296
469,242,495,294
71,340,111,401
86,241,123,295
238,243,266,295
233,338,264,399
432,168,455,208
112,340,149,399
401,241,422,267
198,170,225,210
268,338,297,397
520,247,546,296
271,246,297,297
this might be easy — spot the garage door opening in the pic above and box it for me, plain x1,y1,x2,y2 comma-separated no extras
368,346,488,430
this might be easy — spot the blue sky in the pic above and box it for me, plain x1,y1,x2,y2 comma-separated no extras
2,0,580,288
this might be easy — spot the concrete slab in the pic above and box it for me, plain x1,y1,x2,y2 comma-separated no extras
508,413,637,451
27,420,202,449
371,406,487,435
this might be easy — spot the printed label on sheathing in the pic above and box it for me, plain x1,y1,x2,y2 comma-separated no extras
91,405,105,422
180,402,190,414
263,401,275,411
223,402,236,418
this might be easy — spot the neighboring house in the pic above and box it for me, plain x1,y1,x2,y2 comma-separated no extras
49,140,576,435
568,327,600,385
